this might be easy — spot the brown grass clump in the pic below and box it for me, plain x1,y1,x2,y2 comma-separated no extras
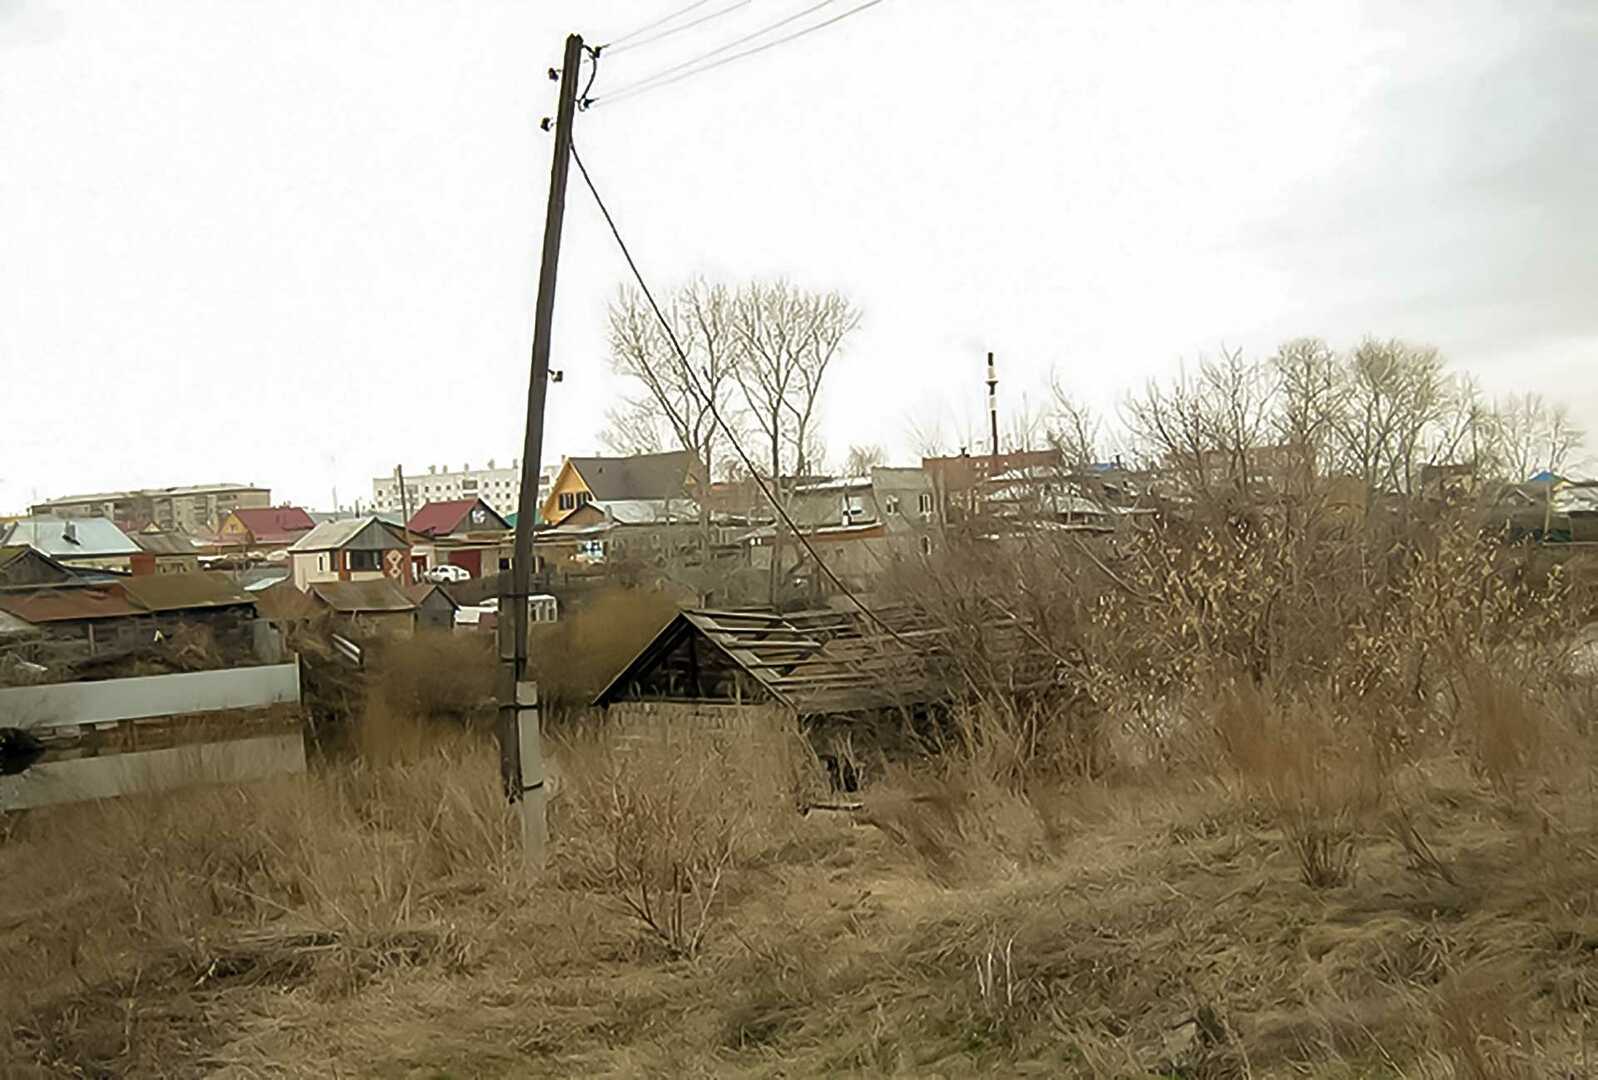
1211,678,1383,888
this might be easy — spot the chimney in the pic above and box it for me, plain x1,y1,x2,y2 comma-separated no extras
62,520,78,545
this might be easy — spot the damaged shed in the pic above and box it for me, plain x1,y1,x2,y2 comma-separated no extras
594,607,962,719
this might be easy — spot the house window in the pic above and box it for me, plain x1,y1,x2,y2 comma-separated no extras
348,549,381,572
920,535,933,556
578,539,605,558
885,495,901,515
558,491,591,512
918,493,934,515
318,554,328,572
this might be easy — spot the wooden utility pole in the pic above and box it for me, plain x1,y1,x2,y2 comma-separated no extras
497,31,584,872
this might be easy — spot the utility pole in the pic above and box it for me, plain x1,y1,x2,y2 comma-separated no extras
497,32,584,873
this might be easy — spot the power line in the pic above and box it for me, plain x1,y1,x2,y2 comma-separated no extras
568,141,916,649
590,0,884,108
603,0,716,50
604,0,753,56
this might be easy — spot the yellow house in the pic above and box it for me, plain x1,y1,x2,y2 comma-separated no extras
540,451,703,526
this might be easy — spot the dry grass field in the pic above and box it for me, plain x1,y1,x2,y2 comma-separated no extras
5,521,1598,1077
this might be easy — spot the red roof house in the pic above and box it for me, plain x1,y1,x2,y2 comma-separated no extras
218,506,317,548
406,498,509,538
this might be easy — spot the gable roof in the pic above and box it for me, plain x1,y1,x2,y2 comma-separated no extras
309,579,417,614
287,516,409,553
406,498,509,537
0,545,79,587
133,530,199,556
568,451,701,502
595,606,949,716
403,582,460,608
227,506,316,544
1,517,140,559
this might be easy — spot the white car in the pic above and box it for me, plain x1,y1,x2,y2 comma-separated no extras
424,564,471,584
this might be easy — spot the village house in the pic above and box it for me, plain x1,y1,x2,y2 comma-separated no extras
541,450,704,527
307,579,417,637
216,506,316,551
0,572,259,659
744,467,941,594
404,582,460,631
406,498,513,580
285,517,414,591
130,527,202,575
0,517,142,572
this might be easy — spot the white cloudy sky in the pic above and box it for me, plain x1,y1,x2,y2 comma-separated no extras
2,0,1594,512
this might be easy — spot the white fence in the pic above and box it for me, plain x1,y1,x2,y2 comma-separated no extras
0,662,301,730
0,734,306,812
0,662,305,811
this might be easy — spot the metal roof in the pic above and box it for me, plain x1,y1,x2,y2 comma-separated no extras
121,573,255,612
593,498,700,525
406,498,509,537
0,585,141,623
309,579,418,614
2,517,141,558
287,517,408,553
567,451,700,502
226,506,316,544
133,530,200,555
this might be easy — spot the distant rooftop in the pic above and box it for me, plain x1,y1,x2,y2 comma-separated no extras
35,482,267,505
0,517,141,558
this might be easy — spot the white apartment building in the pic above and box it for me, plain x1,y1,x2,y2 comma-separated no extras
371,460,557,518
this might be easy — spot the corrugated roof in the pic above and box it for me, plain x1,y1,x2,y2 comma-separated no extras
134,530,199,555
287,517,408,553
594,498,700,525
228,506,316,544
2,517,140,558
310,579,418,613
122,573,255,612
407,498,508,537
0,585,140,623
569,451,700,502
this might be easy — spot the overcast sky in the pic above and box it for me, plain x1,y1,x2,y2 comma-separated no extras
3,0,1594,513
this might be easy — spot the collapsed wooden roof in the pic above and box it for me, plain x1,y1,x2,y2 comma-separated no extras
595,605,996,717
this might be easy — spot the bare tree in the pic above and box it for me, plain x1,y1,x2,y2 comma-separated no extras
1004,392,1048,453
1485,393,1585,481
1047,371,1104,467
1125,349,1278,506
600,400,669,456
604,282,746,602
1327,338,1461,507
730,280,861,603
842,443,886,477
1270,337,1342,495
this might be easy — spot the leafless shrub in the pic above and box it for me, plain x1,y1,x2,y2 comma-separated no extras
552,718,813,956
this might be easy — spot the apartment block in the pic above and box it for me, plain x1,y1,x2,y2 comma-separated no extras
371,460,556,518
